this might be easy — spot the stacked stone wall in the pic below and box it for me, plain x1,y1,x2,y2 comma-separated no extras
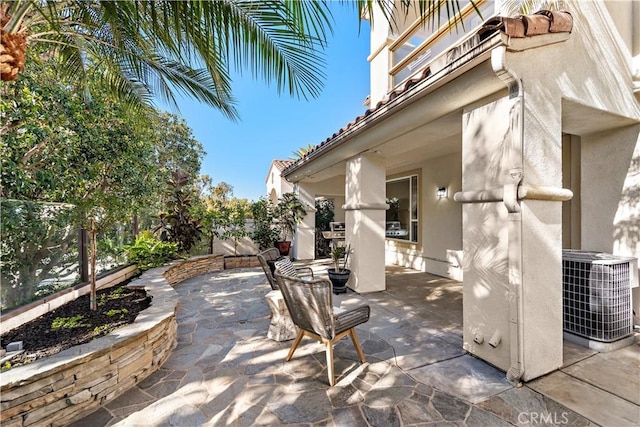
162,254,225,285
223,255,260,269
0,254,254,426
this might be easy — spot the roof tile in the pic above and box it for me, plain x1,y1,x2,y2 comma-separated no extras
272,159,294,171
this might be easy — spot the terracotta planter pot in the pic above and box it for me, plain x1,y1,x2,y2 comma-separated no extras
327,268,350,294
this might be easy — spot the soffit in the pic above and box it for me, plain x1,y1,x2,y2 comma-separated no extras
562,99,640,136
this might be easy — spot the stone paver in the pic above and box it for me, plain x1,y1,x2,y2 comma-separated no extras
72,263,638,426
409,354,513,404
528,370,640,427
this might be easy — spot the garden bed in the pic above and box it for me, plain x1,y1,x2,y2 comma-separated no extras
0,265,184,427
0,282,151,369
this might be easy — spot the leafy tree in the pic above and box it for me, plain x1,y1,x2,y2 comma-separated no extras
157,170,203,254
272,192,308,242
218,201,251,256
195,176,232,253
152,112,204,184
0,1,333,114
0,54,204,310
251,197,279,251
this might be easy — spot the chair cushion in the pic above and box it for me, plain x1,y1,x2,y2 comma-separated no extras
335,305,370,334
274,258,298,278
266,257,284,274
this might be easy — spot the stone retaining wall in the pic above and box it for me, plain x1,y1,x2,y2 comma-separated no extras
162,254,225,285
224,255,260,270
0,255,226,427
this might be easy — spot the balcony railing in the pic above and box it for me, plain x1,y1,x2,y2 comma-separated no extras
389,0,494,87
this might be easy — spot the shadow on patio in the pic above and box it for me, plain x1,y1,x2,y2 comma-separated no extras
72,263,638,426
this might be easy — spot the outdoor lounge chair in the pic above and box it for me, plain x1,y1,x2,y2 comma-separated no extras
274,271,370,386
257,248,313,290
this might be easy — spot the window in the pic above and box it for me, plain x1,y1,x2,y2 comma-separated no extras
386,175,418,242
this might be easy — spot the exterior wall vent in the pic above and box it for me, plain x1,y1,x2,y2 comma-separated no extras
562,250,634,343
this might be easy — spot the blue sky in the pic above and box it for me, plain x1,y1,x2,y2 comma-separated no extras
161,4,371,202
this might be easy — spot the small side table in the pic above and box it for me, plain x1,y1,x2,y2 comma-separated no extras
265,290,296,341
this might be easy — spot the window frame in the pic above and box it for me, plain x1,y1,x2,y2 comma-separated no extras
386,173,419,243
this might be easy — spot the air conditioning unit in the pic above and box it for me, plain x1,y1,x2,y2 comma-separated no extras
562,250,634,343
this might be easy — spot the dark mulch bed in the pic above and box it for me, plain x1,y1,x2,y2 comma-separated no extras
1,282,152,369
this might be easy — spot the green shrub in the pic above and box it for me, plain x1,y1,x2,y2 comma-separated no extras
51,315,89,330
106,308,128,318
251,197,279,250
125,231,179,270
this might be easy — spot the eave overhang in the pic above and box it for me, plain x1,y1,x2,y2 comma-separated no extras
283,35,503,183
283,10,575,183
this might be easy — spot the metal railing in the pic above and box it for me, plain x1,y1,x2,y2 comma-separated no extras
389,0,492,87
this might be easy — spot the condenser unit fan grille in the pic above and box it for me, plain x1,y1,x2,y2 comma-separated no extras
562,250,633,343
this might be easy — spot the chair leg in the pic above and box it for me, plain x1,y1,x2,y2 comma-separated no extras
286,329,304,362
349,328,366,363
324,339,335,386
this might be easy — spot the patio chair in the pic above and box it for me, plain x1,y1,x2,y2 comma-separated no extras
274,271,370,386
257,248,313,290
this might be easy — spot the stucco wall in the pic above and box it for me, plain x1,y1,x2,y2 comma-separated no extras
504,1,640,315
456,0,640,380
265,164,294,204
581,125,640,314
422,151,464,280
461,95,513,374
368,2,391,106
211,237,259,257
604,0,640,57
384,151,464,280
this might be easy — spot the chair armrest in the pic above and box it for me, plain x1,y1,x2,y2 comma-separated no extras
335,305,370,334
294,266,314,279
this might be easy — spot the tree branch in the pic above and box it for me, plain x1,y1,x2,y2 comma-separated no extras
21,139,48,166
0,119,21,137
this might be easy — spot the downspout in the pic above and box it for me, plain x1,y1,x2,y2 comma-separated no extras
491,45,525,385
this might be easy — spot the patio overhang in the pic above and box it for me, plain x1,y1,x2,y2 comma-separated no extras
283,8,579,186
283,34,508,184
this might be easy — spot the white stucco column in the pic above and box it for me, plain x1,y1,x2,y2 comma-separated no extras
344,153,387,293
458,73,566,382
293,183,316,261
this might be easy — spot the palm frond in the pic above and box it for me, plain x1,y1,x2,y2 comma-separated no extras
355,0,482,33
9,0,334,115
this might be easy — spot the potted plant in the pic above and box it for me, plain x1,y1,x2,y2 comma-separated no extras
327,244,351,294
272,192,307,256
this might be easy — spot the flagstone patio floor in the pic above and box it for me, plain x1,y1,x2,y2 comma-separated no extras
73,261,639,426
